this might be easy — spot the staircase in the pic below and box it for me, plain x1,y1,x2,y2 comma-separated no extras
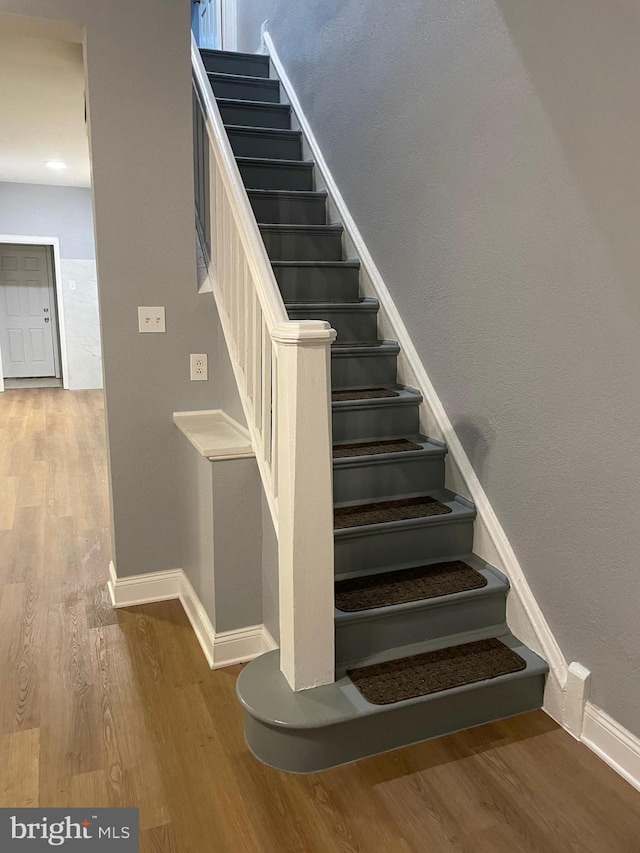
195,47,548,773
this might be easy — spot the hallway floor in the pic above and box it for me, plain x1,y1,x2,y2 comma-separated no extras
1,388,639,852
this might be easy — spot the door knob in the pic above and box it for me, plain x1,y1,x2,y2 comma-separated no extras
44,317,50,323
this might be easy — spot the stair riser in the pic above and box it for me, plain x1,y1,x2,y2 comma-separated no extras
274,266,361,302
201,51,270,78
218,101,290,129
332,401,420,443
334,517,474,574
335,592,508,664
331,352,398,388
249,196,327,226
238,162,313,191
332,454,445,503
261,230,342,261
210,76,280,103
227,131,302,161
243,671,546,773
287,307,378,341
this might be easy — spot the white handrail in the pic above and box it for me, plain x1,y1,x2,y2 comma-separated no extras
192,37,288,330
191,34,336,691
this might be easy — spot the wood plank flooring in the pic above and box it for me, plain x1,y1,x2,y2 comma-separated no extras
0,388,639,851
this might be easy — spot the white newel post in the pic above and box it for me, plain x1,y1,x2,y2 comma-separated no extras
272,321,337,691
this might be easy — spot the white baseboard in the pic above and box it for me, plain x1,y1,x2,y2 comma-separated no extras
107,561,182,606
108,562,277,669
582,704,640,793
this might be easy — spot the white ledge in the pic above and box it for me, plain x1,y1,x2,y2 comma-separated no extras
173,409,254,460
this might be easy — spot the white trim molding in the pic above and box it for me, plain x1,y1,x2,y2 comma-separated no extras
221,0,238,52
107,561,182,606
108,562,277,668
173,408,254,460
0,234,69,392
562,662,592,739
582,704,640,793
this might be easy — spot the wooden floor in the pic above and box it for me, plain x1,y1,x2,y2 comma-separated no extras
1,388,639,852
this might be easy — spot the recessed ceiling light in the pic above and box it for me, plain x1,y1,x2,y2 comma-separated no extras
45,159,67,171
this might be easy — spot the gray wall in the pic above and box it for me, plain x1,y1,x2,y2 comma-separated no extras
0,2,219,579
176,435,263,632
0,181,102,388
238,0,640,736
211,457,262,632
262,492,279,643
0,182,95,259
176,436,216,620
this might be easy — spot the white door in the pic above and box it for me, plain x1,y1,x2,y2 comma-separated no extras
199,0,222,49
0,244,58,378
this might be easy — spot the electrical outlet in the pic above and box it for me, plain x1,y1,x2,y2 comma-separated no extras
190,353,208,381
69,280,77,291
138,306,166,333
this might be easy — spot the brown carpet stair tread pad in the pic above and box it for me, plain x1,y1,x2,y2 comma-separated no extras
333,439,422,458
334,496,451,529
335,560,487,612
348,638,527,705
332,388,399,401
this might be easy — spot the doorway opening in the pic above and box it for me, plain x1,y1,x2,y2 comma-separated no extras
0,241,63,390
0,28,102,396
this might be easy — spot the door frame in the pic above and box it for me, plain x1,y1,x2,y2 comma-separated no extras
221,0,238,51
193,0,237,50
0,235,68,393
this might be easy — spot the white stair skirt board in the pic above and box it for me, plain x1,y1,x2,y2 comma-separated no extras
108,562,277,668
582,704,640,793
262,31,584,734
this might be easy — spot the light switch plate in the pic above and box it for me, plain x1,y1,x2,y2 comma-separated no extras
138,306,166,333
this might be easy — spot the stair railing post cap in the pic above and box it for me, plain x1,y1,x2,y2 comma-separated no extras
272,320,337,345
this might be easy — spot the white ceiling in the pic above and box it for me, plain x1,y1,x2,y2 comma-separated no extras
0,33,91,188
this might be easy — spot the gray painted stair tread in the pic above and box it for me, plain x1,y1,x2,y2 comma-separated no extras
248,189,328,199
347,638,526,705
332,388,398,401
331,341,399,354
260,223,342,232
236,635,547,727
335,560,488,612
333,438,422,458
332,340,388,348
216,97,290,111
200,51,270,78
286,297,376,308
271,259,359,267
236,156,313,168
200,48,269,62
208,71,279,84
334,495,452,530
225,125,302,138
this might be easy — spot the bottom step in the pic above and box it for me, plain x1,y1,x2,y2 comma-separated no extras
236,634,547,773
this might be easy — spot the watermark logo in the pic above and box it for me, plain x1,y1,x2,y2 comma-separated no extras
0,809,138,850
